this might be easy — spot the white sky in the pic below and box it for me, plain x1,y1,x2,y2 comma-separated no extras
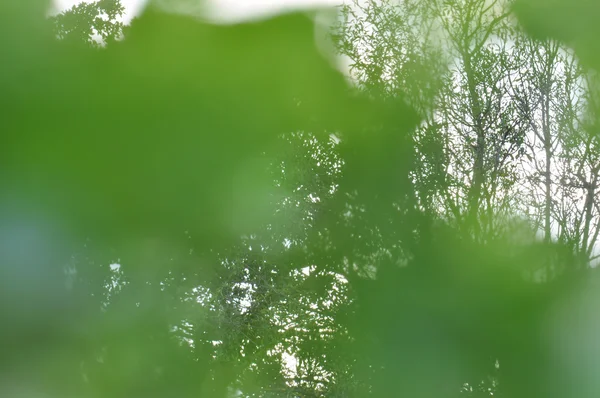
54,0,342,23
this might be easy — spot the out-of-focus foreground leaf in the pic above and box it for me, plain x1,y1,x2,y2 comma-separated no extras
512,0,600,70
3,2,355,245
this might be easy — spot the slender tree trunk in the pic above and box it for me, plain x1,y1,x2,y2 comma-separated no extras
538,41,558,278
463,54,486,238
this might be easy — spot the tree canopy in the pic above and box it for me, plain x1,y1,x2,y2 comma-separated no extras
3,0,600,397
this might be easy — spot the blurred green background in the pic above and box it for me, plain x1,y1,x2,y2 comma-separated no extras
3,0,600,396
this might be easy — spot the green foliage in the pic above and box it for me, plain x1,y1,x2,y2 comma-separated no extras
51,0,125,47
4,0,600,397
512,0,600,69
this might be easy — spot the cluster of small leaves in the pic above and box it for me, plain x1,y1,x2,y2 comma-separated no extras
50,0,125,47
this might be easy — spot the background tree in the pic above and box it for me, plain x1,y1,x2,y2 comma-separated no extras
50,0,125,47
